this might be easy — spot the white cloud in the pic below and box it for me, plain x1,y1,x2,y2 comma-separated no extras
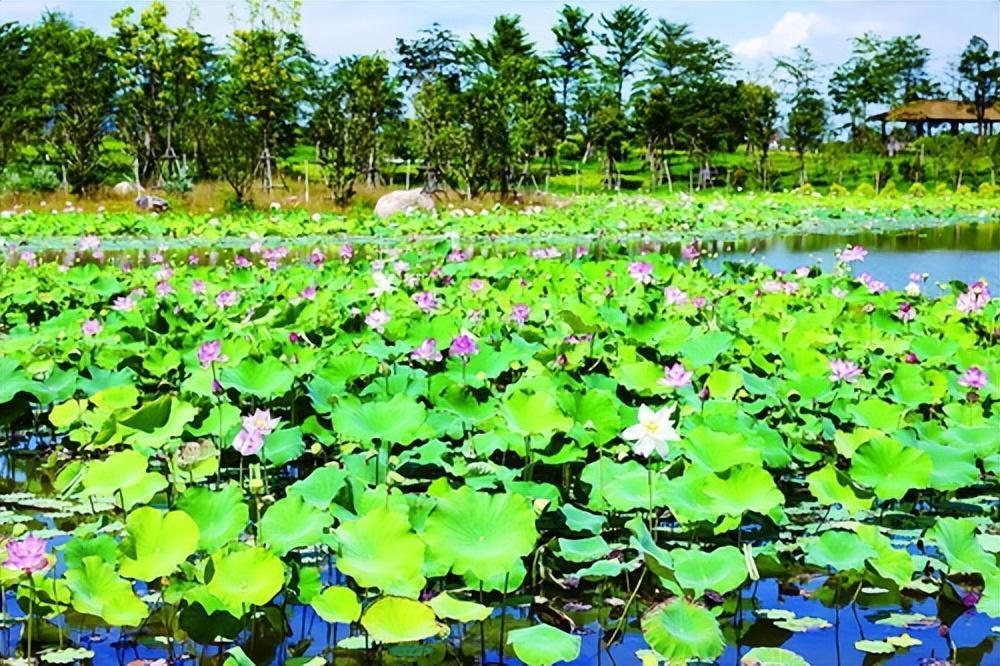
733,11,829,59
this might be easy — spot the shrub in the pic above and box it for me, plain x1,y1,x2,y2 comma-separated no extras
828,183,849,197
908,182,927,197
977,182,997,197
854,182,875,197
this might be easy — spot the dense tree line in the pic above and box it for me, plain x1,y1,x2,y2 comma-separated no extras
0,0,997,199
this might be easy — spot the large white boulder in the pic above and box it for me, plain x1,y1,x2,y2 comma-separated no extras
374,188,436,219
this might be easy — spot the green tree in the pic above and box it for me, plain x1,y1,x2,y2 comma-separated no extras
776,47,827,182
0,22,39,173
594,5,649,106
957,36,1000,137
110,1,216,185
737,82,780,187
30,13,118,193
551,5,593,136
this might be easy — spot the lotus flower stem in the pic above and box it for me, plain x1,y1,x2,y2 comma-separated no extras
607,567,646,646
499,572,510,664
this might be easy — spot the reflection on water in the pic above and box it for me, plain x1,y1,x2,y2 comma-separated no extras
700,222,1000,290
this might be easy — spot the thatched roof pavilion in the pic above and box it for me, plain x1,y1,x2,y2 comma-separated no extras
868,100,1000,136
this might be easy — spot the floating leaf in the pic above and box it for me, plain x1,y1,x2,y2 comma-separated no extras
854,639,895,654
119,507,199,581
506,624,582,665
360,596,444,643
335,507,426,598
423,486,537,582
80,450,167,509
259,495,333,556
642,600,725,661
427,592,492,623
207,547,284,613
740,647,810,666
773,616,832,632
310,586,361,624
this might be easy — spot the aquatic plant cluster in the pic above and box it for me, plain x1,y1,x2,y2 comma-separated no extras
2,190,999,241
0,218,997,665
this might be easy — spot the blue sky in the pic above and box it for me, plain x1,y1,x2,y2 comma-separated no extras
1,0,995,86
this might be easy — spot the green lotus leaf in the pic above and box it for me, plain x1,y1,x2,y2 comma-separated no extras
360,596,445,644
847,398,905,431
683,426,761,473
642,600,725,661
287,466,349,508
581,458,670,512
221,357,295,398
39,647,96,664
926,517,997,575
64,556,148,627
176,483,250,552
335,507,426,597
805,464,872,515
502,390,573,436
913,440,979,491
773,616,832,632
263,426,306,465
703,464,784,517
886,633,922,648
422,485,538,582
80,449,167,509
740,647,810,666
557,536,611,563
625,515,673,576
854,639,895,654
506,624,582,665
874,613,938,628
804,530,878,571
118,396,198,448
207,546,285,612
850,437,932,501
119,507,199,581
427,592,492,623
855,525,915,586
259,495,333,556
330,394,428,445
560,504,606,534
672,546,748,598
310,586,361,624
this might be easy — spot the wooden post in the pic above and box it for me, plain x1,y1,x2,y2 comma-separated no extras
406,159,411,190
304,161,310,203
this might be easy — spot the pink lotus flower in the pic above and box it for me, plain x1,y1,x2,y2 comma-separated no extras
628,261,654,284
365,309,390,332
449,331,478,359
413,291,439,312
234,255,251,268
659,362,693,388
469,279,487,294
510,303,530,326
897,302,916,323
300,285,317,301
681,241,700,261
309,248,325,266
663,286,688,306
198,340,227,368
829,359,862,383
958,366,988,390
82,319,102,337
692,296,708,309
339,243,354,261
3,535,48,574
232,428,264,456
243,409,280,436
111,295,136,312
156,281,174,297
79,235,101,252
188,254,201,265
216,290,238,308
191,279,207,295
19,251,37,267
957,281,991,314
839,245,868,263
411,338,443,362
448,249,469,262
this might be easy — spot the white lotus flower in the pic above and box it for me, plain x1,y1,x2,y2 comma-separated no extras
369,271,396,298
622,405,680,458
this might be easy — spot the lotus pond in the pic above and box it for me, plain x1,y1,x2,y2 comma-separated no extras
0,210,998,666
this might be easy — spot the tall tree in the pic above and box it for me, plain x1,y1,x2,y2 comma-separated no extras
0,22,38,173
737,82,780,187
30,13,118,192
551,5,592,134
957,36,1000,137
776,46,827,181
594,5,649,106
110,1,216,184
